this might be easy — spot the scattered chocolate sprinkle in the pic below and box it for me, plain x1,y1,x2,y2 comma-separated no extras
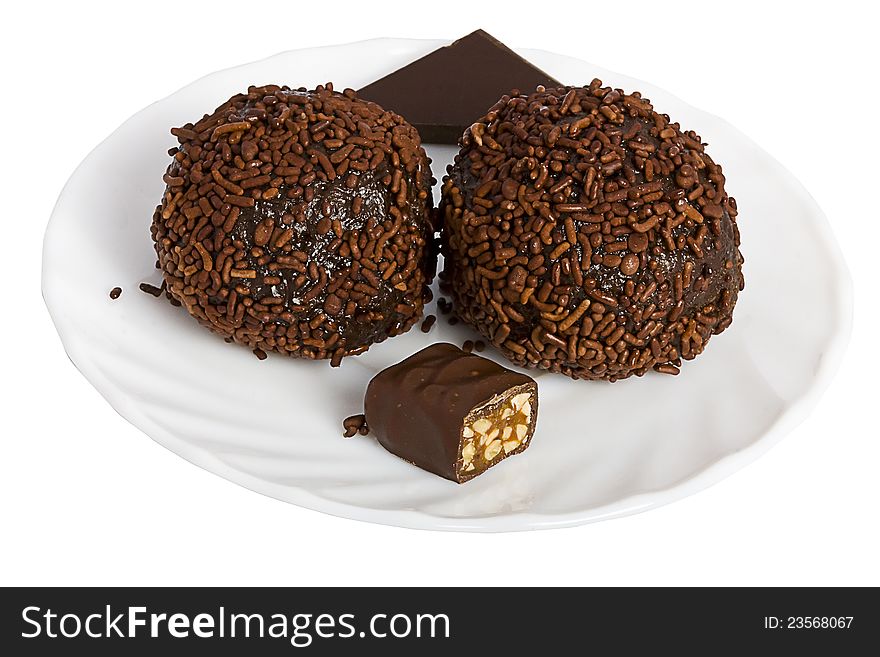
439,80,744,382
342,413,369,438
253,348,268,360
109,287,122,300
462,340,474,353
420,314,437,333
474,340,486,352
139,282,164,297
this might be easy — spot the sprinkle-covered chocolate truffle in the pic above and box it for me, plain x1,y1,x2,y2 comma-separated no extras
440,81,744,381
364,343,538,483
151,84,436,362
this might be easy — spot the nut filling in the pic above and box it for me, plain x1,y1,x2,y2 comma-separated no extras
459,387,535,476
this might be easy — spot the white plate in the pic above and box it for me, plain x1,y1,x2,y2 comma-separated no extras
42,38,852,531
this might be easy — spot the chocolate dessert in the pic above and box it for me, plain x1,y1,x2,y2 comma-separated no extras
358,30,561,144
151,84,436,364
364,343,538,483
440,81,744,381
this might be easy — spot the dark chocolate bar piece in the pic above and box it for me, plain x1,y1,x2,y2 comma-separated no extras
358,30,561,144
364,343,538,483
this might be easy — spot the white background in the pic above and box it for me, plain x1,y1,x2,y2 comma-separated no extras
2,1,877,586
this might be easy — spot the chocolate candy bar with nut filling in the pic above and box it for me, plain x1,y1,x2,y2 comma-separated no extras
364,343,538,483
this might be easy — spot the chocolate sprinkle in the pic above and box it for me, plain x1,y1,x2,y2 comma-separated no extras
440,80,744,381
420,314,437,333
342,413,369,437
109,287,122,300
139,282,164,297
151,84,436,362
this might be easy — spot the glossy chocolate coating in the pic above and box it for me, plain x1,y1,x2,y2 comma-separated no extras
227,168,427,350
358,30,561,144
364,343,538,482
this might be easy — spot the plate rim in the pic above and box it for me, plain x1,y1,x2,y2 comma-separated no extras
41,37,854,532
